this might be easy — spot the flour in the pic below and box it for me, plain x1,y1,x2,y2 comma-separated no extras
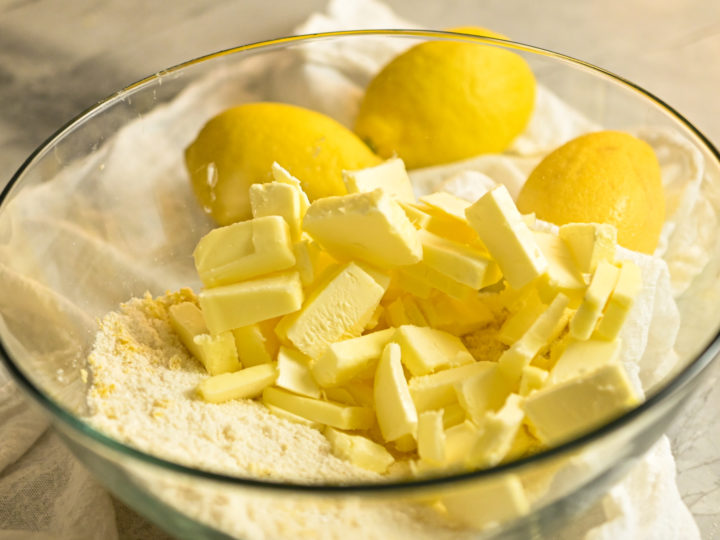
86,290,478,540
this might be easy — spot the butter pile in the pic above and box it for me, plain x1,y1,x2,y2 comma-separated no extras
170,158,643,477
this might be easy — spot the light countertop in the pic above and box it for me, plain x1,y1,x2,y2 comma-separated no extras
0,0,718,538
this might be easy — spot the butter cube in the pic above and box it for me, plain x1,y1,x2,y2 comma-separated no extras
416,293,494,336
398,262,477,300
265,404,320,428
519,365,548,396
420,191,472,222
169,302,240,375
444,420,480,468
276,346,320,398
312,328,395,388
262,387,375,430
343,157,415,203
418,410,446,464
524,363,640,445
456,364,512,423
559,222,617,274
498,288,546,346
199,271,303,334
392,325,475,377
533,231,585,302
415,203,479,246
232,320,279,367
374,343,418,442
398,201,431,229
549,338,621,385
250,181,304,241
467,394,525,468
303,189,422,268
570,260,620,340
292,235,334,287
442,402,467,428
595,260,642,340
387,270,433,299
498,293,570,383
194,216,295,287
393,434,418,453
465,185,547,290
441,475,529,529
385,297,413,328
409,361,495,412
197,363,277,403
271,162,310,213
280,262,386,358
418,230,502,290
324,427,395,473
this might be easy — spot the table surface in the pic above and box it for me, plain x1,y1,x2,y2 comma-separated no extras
0,0,718,538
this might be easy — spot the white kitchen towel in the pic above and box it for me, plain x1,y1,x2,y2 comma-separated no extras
0,0,707,538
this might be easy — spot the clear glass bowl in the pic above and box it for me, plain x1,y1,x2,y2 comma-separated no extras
1,30,719,539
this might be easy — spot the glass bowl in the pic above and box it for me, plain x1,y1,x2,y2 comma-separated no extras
1,30,719,539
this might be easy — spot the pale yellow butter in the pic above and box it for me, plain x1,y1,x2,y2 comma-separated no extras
194,215,296,287
374,343,418,442
518,365,548,396
197,363,277,403
559,222,617,274
533,231,585,302
303,189,422,267
280,262,386,358
343,157,415,203
232,321,278,367
467,394,525,468
465,185,547,290
275,346,321,398
168,302,240,375
312,328,395,388
199,271,303,334
397,261,477,300
418,229,502,290
417,410,446,464
456,364,512,423
595,260,642,340
262,387,375,430
416,293,494,336
392,325,474,377
250,181,305,241
524,363,639,445
410,361,495,412
549,338,621,385
498,289,546,346
441,475,529,529
570,260,620,340
271,162,311,213
324,427,395,473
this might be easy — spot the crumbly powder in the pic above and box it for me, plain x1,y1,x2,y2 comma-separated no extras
86,291,472,539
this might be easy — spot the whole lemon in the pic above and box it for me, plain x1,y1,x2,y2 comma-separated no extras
185,102,380,225
516,131,665,253
354,28,535,169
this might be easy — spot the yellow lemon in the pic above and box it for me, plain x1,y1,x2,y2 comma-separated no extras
354,27,535,169
517,131,665,253
185,102,380,225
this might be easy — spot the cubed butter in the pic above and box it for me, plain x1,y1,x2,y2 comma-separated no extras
398,261,477,300
398,201,431,229
467,394,525,468
410,361,495,412
455,364,512,423
570,260,620,340
194,215,295,287
418,229,502,290
169,302,241,375
271,162,310,213
312,328,395,388
444,420,480,468
232,321,278,367
498,293,570,383
533,231,585,302
559,222,617,274
324,427,395,473
199,271,304,334
262,387,375,430
549,338,621,385
392,325,474,377
280,262,386,358
498,288,546,346
519,365,548,396
250,181,305,241
417,410,446,465
595,260,642,340
276,346,321,398
303,189,422,268
197,363,277,403
465,185,547,290
374,343,418,442
524,363,640,445
343,157,415,203
416,293,494,336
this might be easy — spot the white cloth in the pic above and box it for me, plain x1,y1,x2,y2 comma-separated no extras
0,0,709,538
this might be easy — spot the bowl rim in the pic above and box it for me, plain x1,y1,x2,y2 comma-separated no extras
1,28,720,495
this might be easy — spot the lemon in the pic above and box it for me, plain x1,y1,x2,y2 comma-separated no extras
516,131,665,253
354,27,535,169
185,102,380,225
